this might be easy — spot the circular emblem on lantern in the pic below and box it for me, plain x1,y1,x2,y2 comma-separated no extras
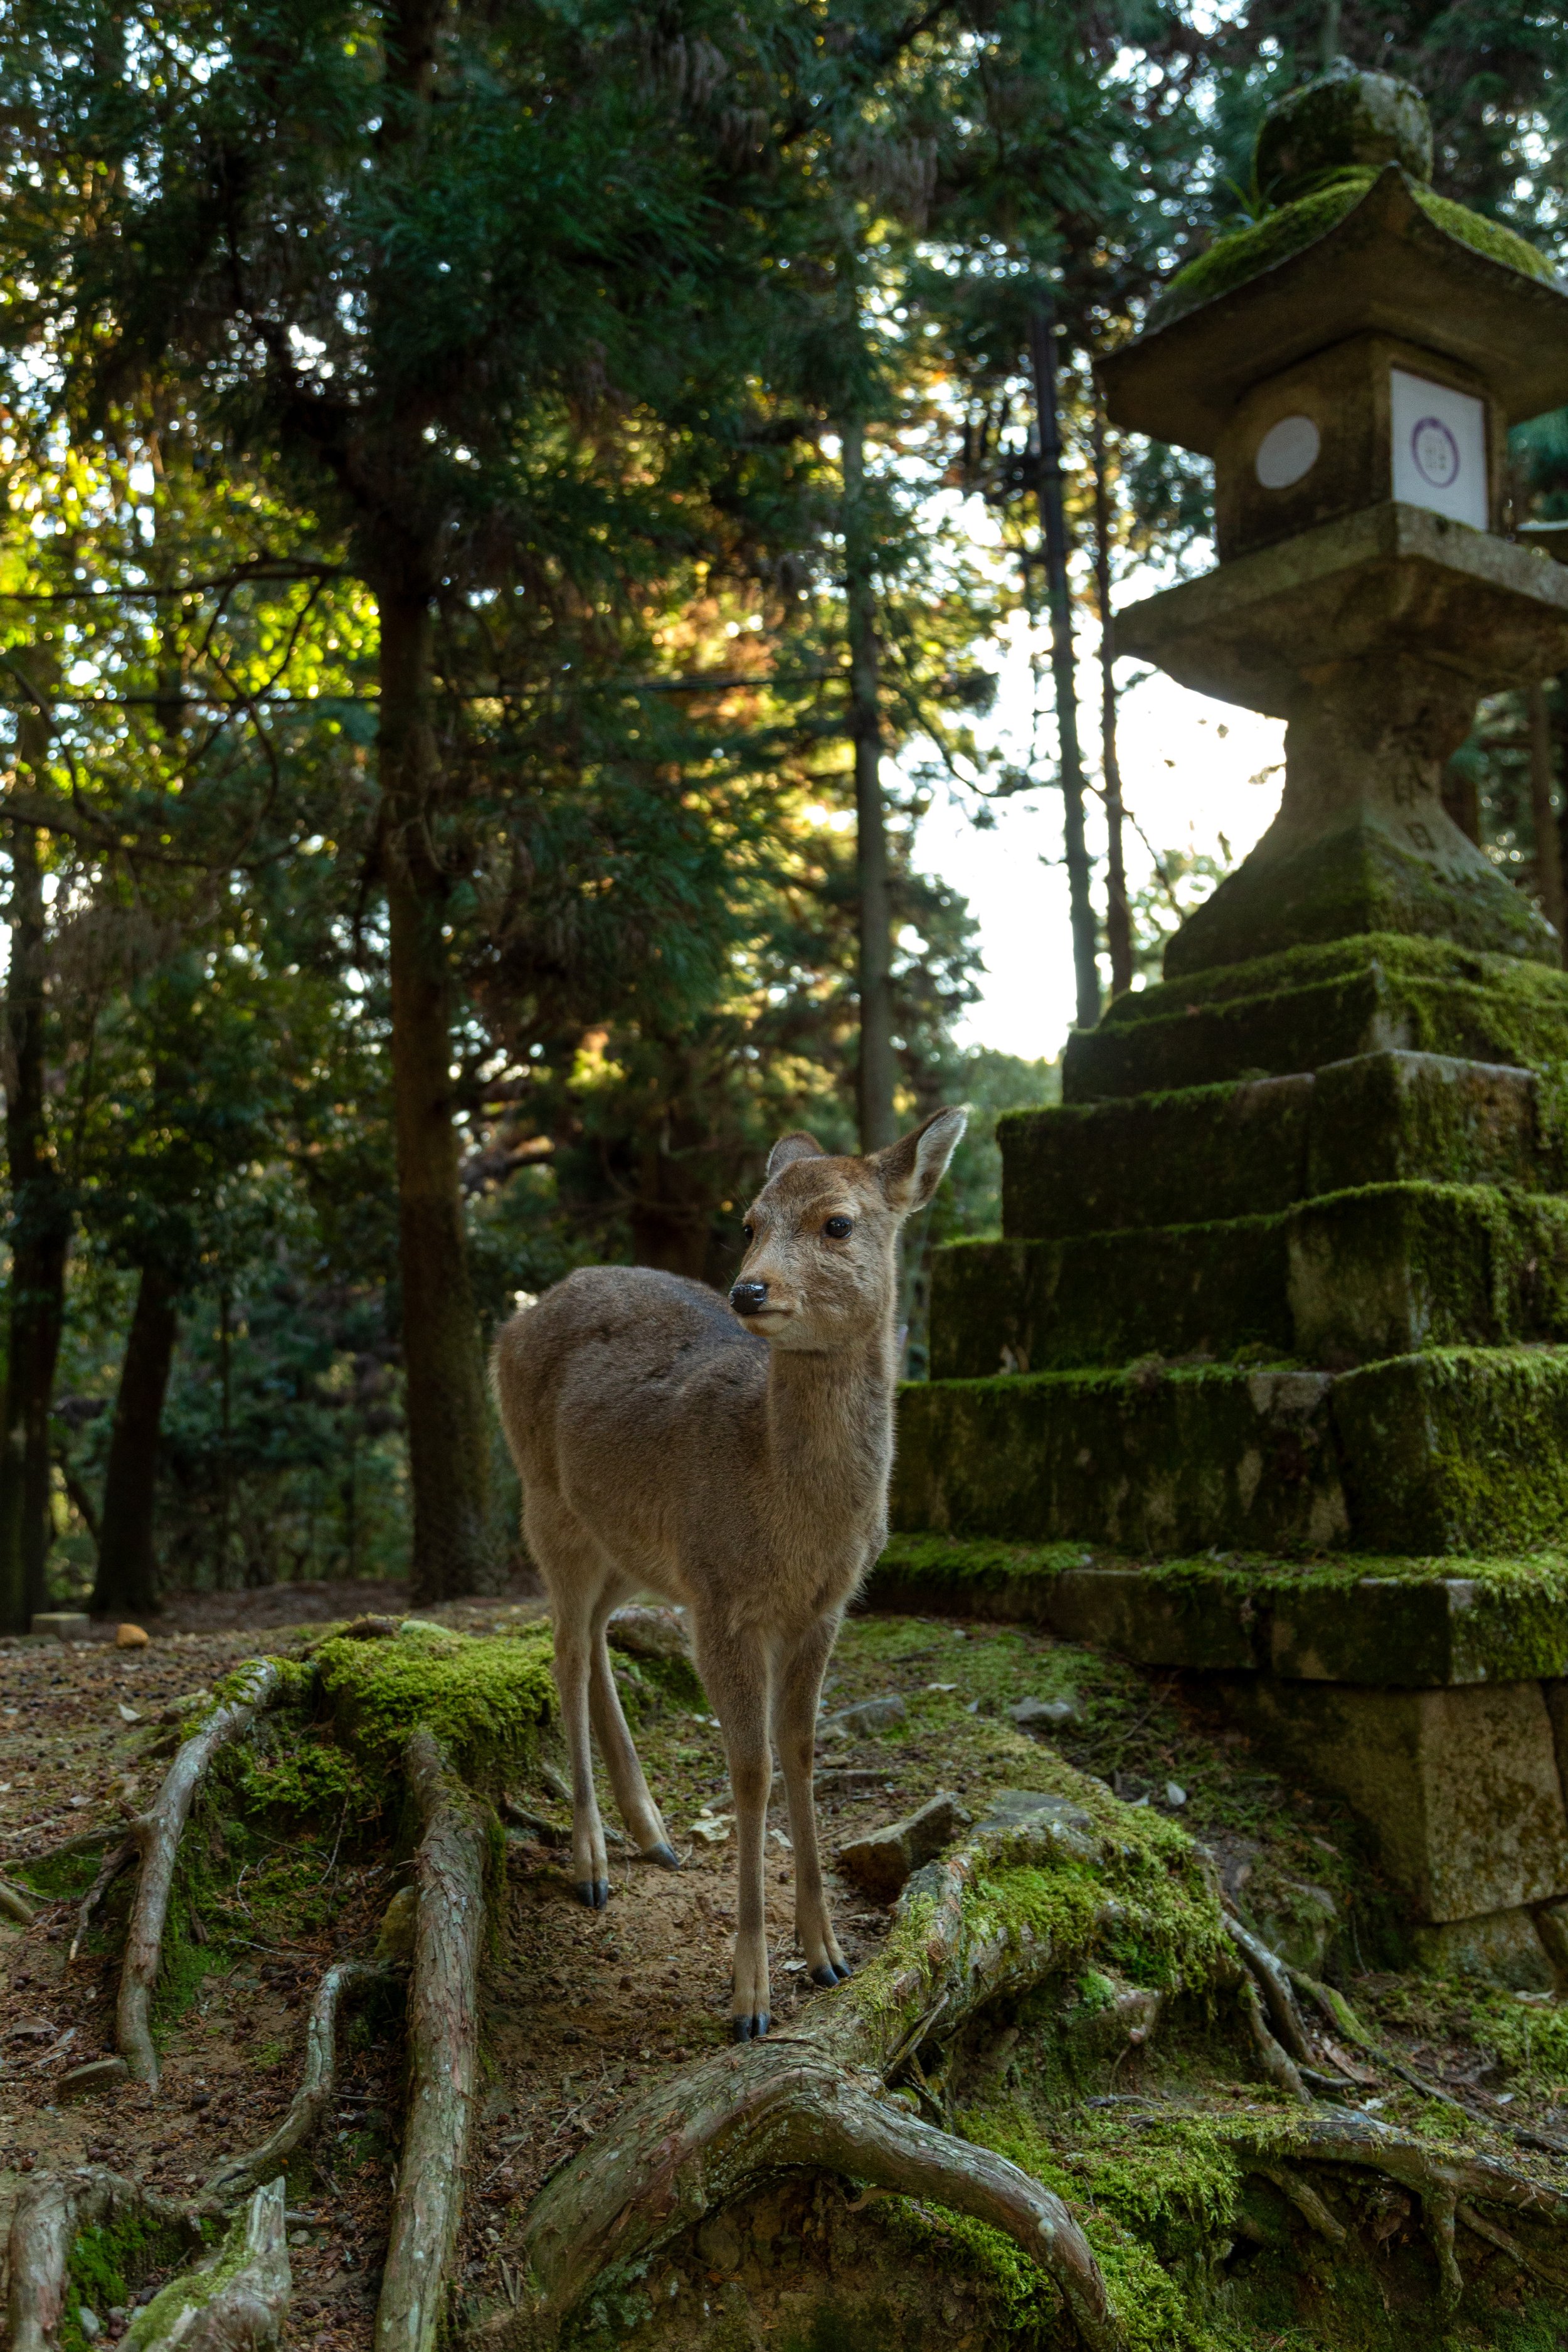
1411,416,1460,489
1254,414,1321,489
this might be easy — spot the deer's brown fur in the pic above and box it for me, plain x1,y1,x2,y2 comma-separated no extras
490,1106,966,2036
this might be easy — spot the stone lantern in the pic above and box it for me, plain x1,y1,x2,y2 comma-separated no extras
879,66,1568,1988
1096,56,1568,977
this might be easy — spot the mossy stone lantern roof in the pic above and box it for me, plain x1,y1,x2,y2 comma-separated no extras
1101,60,1568,457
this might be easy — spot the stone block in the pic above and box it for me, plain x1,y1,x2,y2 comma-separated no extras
1308,1050,1546,1196
1288,1182,1568,1363
1411,1908,1555,1992
821,1693,906,1738
999,1074,1313,1242
31,1612,90,1642
839,1793,972,1900
892,1364,1347,1555
930,1217,1293,1378
1043,1568,1258,1670
57,2056,130,2101
1062,932,1568,1105
1223,1677,1568,1922
1333,1345,1568,1552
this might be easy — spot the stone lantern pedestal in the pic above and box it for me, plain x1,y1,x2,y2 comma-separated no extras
882,65,1568,1983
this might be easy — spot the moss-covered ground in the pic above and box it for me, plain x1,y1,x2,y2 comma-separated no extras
8,1591,1568,2352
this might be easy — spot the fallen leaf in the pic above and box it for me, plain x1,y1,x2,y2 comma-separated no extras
117,1703,142,1725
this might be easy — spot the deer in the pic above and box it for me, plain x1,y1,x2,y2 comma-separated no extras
490,1105,967,2040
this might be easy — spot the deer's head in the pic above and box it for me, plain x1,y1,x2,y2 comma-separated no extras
729,1108,967,1350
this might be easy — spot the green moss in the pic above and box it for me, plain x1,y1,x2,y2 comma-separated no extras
63,2208,201,2352
1153,168,1552,326
314,1622,557,1794
1335,1344,1568,1552
122,2201,267,2352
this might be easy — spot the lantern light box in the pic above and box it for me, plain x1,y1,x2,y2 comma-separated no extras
1214,332,1500,561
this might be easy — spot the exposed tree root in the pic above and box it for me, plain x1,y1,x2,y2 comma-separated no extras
69,1836,135,1964
519,2042,1121,2350
374,1729,489,2352
1235,2109,1568,2309
6,2165,201,2352
199,1957,396,2208
129,2181,292,2352
0,1872,35,1926
118,1659,286,2087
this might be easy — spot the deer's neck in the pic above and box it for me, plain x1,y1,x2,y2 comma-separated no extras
762,1322,898,1541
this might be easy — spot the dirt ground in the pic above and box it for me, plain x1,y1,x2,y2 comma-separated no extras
5,1584,1567,2351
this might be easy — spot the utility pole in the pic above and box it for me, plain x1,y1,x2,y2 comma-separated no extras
843,418,898,1150
1027,296,1101,1032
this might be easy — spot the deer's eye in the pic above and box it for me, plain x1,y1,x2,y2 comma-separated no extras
823,1215,852,1239
743,1223,755,1242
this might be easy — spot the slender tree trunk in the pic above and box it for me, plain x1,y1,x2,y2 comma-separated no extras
92,1264,180,1618
1028,299,1099,1032
0,690,72,1633
1091,391,1133,999
842,421,897,1152
1528,681,1566,965
378,586,490,1603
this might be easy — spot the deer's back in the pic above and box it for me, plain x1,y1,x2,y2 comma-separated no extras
493,1265,766,1523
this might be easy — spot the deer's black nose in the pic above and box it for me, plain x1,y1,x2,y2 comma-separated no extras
731,1280,769,1316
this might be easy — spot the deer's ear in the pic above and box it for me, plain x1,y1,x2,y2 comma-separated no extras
872,1107,968,1214
766,1130,825,1179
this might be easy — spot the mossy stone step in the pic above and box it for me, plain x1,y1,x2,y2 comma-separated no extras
1061,932,1568,1103
933,1182,1568,1375
894,1345,1568,1555
1001,1050,1547,1244
866,1534,1568,1688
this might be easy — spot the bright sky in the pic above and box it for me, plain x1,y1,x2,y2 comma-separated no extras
907,595,1288,1064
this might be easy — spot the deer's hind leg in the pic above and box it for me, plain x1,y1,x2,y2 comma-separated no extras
528,1498,616,1909
588,1605,678,1868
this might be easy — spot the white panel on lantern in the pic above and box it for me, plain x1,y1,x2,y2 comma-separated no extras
1390,367,1488,529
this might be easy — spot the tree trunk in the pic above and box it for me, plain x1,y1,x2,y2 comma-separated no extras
378,586,491,1603
1528,681,1566,964
92,1263,180,1617
0,691,72,1633
1091,389,1133,999
843,421,897,1152
1029,298,1099,1033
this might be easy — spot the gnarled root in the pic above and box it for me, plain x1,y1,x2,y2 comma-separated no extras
117,1660,285,2087
374,1730,489,2352
6,2166,201,2352
129,2180,292,2352
1236,2109,1568,2309
201,1957,396,2208
519,2042,1122,2350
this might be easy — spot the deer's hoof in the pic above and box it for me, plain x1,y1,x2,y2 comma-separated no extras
575,1878,610,1909
809,1960,852,1986
645,1842,681,1870
731,2011,770,2042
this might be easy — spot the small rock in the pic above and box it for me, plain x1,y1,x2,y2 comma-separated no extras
78,2310,102,2340
33,1612,91,1643
688,1814,732,1845
839,1792,972,1901
1008,1692,1081,1732
1164,1781,1187,1808
820,1693,907,1739
607,1606,691,1662
116,1702,142,1724
115,1624,149,1650
58,2057,130,2102
976,1789,1097,1842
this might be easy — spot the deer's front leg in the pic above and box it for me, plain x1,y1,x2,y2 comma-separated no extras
775,1613,850,1986
697,1629,774,2039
